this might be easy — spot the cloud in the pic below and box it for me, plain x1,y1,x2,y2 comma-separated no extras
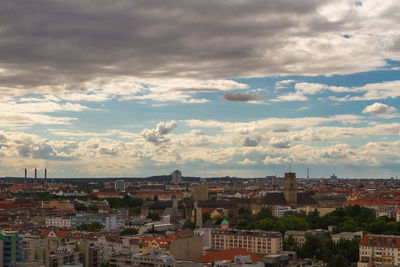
141,121,177,144
224,92,264,102
272,93,308,102
269,137,291,148
238,158,257,165
0,0,399,99
243,136,261,146
362,102,397,115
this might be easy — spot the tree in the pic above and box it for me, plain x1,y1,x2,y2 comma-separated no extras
183,219,196,230
121,228,138,236
203,212,211,224
88,204,99,213
153,195,159,201
279,215,309,233
283,235,297,251
147,212,160,221
256,218,276,231
74,202,87,212
328,254,349,267
77,222,103,232
255,207,273,220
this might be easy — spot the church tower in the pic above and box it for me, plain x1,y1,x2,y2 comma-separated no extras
284,172,297,206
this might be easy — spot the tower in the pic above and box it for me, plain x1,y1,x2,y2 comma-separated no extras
284,172,297,207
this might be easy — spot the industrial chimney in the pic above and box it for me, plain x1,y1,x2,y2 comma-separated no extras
24,168,27,178
34,168,37,179
45,169,47,179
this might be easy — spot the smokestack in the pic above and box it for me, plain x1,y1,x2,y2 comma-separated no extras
24,168,27,178
45,169,47,179
34,168,37,179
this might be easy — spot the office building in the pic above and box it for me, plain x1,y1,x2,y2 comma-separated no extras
211,229,282,255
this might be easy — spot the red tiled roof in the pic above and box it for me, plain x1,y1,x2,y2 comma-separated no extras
196,248,262,263
360,235,400,248
41,230,68,238
137,191,183,195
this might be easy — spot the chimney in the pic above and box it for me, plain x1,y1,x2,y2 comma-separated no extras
34,168,37,179
45,169,47,179
24,168,27,178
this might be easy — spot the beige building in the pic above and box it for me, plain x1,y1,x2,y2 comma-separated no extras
358,234,400,267
192,184,209,201
211,229,282,255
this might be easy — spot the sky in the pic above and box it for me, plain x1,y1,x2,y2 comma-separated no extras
0,0,400,178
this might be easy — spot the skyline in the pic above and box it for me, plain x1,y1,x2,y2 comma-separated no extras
1,0,400,178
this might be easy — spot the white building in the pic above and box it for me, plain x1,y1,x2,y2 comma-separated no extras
272,206,299,218
171,170,182,184
115,180,126,192
358,234,400,267
45,217,71,228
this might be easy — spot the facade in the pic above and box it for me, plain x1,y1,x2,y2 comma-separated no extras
272,206,299,218
211,229,282,255
358,234,400,267
0,232,23,267
192,185,209,201
171,170,182,184
45,217,71,228
114,180,125,192
71,214,120,230
283,172,297,207
108,252,202,267
332,231,363,243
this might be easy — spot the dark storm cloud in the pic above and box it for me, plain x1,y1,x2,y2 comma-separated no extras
224,92,264,102
0,0,323,92
1,0,399,95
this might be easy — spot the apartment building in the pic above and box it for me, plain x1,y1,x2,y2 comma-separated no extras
108,252,202,267
71,214,121,230
211,229,282,255
358,234,400,267
45,217,71,228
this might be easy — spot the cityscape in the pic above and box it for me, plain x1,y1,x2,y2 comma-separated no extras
1,0,400,267
1,170,400,266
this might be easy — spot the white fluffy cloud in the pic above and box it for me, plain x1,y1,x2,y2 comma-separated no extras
141,121,178,144
363,102,397,115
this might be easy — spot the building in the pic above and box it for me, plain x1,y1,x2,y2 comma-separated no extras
358,234,400,266
262,172,318,209
211,229,282,255
114,180,125,192
192,185,208,201
45,217,71,228
171,170,182,184
332,231,363,243
0,232,23,267
71,214,120,230
197,248,262,266
283,172,297,206
284,229,330,248
108,251,202,267
272,206,299,218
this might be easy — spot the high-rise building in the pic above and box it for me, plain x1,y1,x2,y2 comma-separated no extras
171,170,182,184
114,180,125,192
283,172,297,207
0,231,23,267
